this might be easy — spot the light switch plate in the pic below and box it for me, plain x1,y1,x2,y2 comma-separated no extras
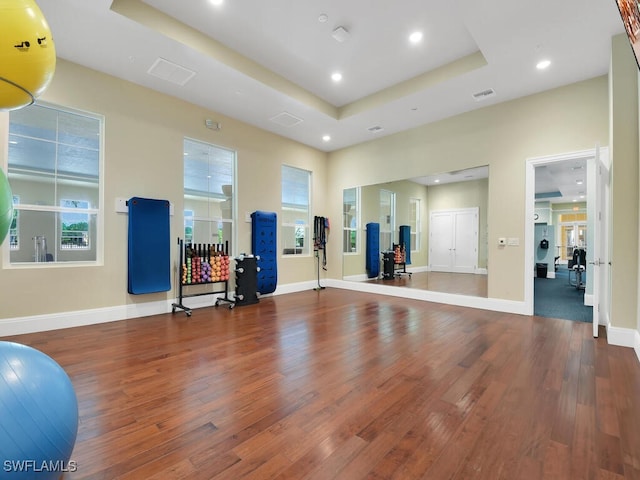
115,197,128,213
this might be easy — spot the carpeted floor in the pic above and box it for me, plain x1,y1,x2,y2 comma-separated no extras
534,266,592,322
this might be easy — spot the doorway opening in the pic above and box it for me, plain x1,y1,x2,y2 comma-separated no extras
525,148,610,329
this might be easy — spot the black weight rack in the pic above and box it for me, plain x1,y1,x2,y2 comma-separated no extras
171,238,235,316
382,243,412,280
234,254,260,306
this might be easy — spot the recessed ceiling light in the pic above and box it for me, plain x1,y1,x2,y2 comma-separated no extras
318,14,328,23
409,31,423,44
536,59,551,70
322,135,331,142
576,180,583,185
331,72,342,82
434,179,440,183
209,0,223,5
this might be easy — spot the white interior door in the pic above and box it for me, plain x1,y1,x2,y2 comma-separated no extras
587,147,610,337
429,208,478,273
452,209,479,273
429,212,453,271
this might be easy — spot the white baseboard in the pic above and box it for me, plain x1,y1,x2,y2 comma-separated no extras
607,321,640,363
0,299,174,337
0,282,320,337
326,279,529,315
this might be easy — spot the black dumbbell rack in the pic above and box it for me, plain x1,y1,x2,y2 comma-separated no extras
172,238,235,316
234,254,260,306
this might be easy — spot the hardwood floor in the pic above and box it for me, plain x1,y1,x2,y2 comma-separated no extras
3,288,640,479
364,271,488,297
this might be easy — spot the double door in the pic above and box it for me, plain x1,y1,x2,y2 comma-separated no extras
429,208,478,273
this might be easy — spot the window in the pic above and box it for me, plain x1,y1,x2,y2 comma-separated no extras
60,200,90,249
9,195,18,250
409,198,420,251
379,189,395,251
184,209,194,244
343,187,359,253
183,138,235,252
6,103,102,264
282,165,310,255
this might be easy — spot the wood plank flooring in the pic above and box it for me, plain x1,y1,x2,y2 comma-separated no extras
3,288,639,479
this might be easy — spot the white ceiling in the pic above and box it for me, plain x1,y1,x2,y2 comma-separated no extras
35,0,625,154
535,160,588,204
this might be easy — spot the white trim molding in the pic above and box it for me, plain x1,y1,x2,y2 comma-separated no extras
606,321,640,363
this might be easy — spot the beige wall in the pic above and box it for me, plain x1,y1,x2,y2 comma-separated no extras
327,76,609,302
2,55,637,337
0,60,327,321
610,34,639,331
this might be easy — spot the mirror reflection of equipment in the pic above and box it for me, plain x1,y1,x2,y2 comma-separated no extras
343,166,489,298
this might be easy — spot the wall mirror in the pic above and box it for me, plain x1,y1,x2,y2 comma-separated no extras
342,165,489,297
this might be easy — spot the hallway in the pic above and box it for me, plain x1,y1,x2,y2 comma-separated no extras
534,266,593,322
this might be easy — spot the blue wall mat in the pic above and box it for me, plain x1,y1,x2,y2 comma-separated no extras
366,222,380,278
128,197,171,294
251,210,278,294
399,225,411,265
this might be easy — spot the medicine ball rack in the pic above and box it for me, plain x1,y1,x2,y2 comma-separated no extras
171,237,235,316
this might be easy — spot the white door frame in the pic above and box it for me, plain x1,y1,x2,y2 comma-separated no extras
524,147,610,318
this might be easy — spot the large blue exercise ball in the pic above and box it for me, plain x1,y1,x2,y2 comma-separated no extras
0,341,78,479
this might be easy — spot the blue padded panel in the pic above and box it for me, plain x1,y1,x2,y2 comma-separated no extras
127,197,171,294
251,210,278,294
399,225,411,265
366,222,380,278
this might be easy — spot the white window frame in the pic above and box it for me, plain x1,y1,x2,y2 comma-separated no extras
281,165,311,256
60,199,91,250
3,102,104,267
183,138,236,253
343,187,360,254
409,197,420,251
9,195,19,251
379,189,396,251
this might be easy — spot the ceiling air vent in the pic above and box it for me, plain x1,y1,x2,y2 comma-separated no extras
472,88,496,102
269,112,303,127
147,58,196,86
368,126,384,133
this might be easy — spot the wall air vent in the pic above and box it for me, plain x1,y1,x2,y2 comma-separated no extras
472,88,496,102
147,58,196,86
368,126,384,133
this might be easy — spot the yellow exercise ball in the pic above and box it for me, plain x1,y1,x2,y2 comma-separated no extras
0,0,56,111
